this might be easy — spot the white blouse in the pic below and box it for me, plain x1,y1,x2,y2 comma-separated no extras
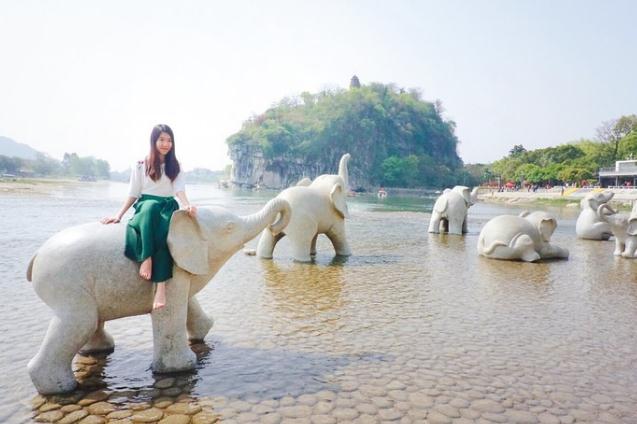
128,161,186,198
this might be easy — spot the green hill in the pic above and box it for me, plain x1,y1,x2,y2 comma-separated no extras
226,79,466,190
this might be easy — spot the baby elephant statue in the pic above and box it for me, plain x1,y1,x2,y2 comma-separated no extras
27,198,291,394
597,203,637,258
428,186,479,235
477,211,569,262
575,190,615,240
257,153,352,262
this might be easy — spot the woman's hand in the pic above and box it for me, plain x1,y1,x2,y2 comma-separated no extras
101,216,121,224
185,205,197,218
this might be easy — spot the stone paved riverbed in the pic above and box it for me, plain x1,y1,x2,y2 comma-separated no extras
2,184,637,423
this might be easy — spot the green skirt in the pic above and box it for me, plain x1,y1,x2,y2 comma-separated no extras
125,194,179,283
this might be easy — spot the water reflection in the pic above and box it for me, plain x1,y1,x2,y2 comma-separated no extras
4,184,637,423
261,260,345,319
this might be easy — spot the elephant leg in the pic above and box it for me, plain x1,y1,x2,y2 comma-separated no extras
28,306,98,394
614,239,624,256
427,214,441,233
288,230,316,262
448,218,464,235
589,222,612,240
256,229,284,259
187,296,214,343
310,235,318,256
462,214,469,234
620,239,637,258
151,273,197,373
326,223,352,257
79,321,114,354
508,234,541,262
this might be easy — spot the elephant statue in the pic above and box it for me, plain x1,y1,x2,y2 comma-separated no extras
596,203,637,258
257,153,352,262
26,198,291,394
575,190,614,240
477,211,569,262
428,186,479,235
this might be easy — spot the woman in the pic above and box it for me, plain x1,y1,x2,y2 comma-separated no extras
102,124,197,310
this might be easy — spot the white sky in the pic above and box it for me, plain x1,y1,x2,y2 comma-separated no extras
1,0,636,171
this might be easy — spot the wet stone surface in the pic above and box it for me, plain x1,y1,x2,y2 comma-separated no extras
3,190,637,422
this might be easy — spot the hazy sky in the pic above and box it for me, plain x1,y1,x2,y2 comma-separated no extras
1,0,636,171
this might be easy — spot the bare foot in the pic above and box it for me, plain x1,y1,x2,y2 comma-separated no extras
153,283,166,310
139,257,152,280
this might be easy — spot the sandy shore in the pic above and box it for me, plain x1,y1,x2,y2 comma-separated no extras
478,187,637,207
0,178,105,195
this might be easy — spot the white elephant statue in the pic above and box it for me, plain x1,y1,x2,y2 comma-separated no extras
428,186,479,235
596,203,637,258
477,210,569,262
257,153,352,262
575,190,614,240
27,198,291,394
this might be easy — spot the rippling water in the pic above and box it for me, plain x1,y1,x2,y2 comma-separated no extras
1,182,637,423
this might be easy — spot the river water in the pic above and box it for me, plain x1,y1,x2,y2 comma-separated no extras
1,182,636,423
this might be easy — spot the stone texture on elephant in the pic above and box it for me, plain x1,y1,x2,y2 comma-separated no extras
26,198,291,394
575,190,614,240
428,186,479,235
477,211,569,262
596,202,637,258
257,153,352,262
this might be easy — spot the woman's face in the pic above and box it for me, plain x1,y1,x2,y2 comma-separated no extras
155,132,173,157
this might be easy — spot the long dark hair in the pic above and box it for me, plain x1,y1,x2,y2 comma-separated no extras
146,124,180,181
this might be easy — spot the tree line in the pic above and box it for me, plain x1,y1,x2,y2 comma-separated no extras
467,115,637,187
0,152,110,179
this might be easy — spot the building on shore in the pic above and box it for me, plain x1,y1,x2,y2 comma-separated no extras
598,160,637,187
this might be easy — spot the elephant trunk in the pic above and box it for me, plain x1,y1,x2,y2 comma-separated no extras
339,153,351,190
470,187,479,205
240,198,291,243
597,203,617,222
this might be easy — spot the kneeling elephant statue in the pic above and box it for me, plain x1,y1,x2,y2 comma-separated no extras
257,153,352,262
477,211,569,262
27,198,291,394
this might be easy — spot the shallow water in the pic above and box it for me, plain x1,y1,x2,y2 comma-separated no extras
1,183,637,423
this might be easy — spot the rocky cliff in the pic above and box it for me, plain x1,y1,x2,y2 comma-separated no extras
229,143,366,190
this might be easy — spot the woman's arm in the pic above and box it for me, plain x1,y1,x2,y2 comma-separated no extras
176,191,197,217
101,196,137,224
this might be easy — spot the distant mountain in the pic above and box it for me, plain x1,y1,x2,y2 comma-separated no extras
0,136,41,160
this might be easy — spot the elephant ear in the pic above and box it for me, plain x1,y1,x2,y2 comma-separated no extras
433,196,448,214
459,187,471,205
167,210,210,275
627,220,637,236
330,183,350,218
538,218,557,242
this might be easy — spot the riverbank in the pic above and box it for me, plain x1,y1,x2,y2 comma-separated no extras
0,177,99,195
478,187,637,208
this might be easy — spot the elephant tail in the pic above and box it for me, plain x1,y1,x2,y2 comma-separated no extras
26,253,36,282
